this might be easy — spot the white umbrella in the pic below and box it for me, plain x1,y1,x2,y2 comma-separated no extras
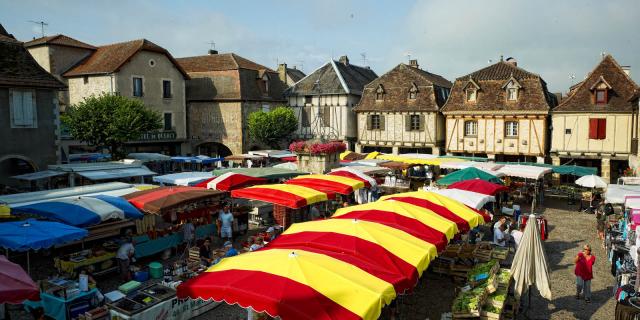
512,214,552,302
575,174,607,189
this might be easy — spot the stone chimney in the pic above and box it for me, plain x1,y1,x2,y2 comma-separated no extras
622,66,631,77
339,55,349,66
505,57,517,67
409,59,419,69
208,49,218,55
278,63,288,84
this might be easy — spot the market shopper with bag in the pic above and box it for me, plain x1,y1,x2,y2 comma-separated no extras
574,244,596,302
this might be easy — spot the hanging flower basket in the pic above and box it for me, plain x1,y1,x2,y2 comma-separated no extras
289,141,346,156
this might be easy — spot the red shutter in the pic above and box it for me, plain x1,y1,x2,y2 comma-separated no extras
597,118,606,139
589,119,598,139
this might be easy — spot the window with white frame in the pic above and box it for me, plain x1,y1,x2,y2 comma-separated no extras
409,83,418,100
10,89,37,128
505,121,518,137
507,88,518,101
466,89,477,102
464,120,477,136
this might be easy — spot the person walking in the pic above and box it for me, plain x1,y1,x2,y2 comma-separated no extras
116,238,136,282
218,205,234,242
574,244,596,302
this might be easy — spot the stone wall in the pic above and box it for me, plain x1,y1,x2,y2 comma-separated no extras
296,152,340,174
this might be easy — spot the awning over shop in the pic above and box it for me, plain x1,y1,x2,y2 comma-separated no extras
212,167,308,180
123,186,224,214
437,167,503,186
76,167,157,181
152,172,212,186
10,170,66,181
204,172,267,191
231,184,333,209
497,165,552,180
286,174,365,195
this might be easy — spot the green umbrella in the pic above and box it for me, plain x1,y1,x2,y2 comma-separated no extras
437,167,503,186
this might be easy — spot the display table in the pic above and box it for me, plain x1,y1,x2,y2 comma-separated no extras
133,224,217,259
25,288,99,320
55,252,116,276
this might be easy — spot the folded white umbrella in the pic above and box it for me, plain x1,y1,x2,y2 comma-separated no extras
512,214,552,300
575,174,607,189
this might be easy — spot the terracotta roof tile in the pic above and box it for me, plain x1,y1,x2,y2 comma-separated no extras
442,61,555,113
554,55,638,113
176,53,275,73
24,34,96,50
355,63,452,112
63,39,188,78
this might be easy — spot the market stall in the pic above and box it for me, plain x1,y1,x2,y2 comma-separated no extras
0,255,40,304
212,167,307,181
437,167,503,186
606,184,640,204
432,188,496,211
448,179,509,196
286,174,365,195
152,172,213,186
201,172,267,191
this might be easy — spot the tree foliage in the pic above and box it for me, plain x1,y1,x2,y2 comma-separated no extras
248,106,298,148
62,93,162,160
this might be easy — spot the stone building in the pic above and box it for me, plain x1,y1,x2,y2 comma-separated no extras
26,36,190,156
354,60,451,154
441,58,557,162
277,63,306,87
176,51,287,156
551,55,638,183
0,25,65,184
286,56,377,149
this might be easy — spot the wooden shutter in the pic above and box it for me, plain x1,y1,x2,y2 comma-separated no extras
322,106,331,127
419,115,425,131
405,114,411,131
24,91,35,127
366,115,372,130
302,107,310,127
380,115,385,130
11,90,25,126
588,119,598,139
597,118,606,139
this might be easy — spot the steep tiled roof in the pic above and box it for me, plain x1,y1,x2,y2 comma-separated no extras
24,34,96,50
64,39,188,78
286,67,306,83
176,53,275,73
442,60,555,113
355,63,452,112
554,55,638,113
0,24,64,88
286,57,378,96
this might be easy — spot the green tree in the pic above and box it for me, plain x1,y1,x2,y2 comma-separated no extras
248,106,298,148
62,93,162,160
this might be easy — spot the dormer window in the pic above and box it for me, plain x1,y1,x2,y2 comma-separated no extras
590,76,612,105
502,75,522,101
261,74,270,95
595,89,607,104
375,85,385,101
466,89,477,102
409,83,418,100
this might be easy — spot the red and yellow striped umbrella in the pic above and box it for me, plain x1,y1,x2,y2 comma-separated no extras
286,174,365,195
177,248,396,320
381,191,486,228
230,184,334,209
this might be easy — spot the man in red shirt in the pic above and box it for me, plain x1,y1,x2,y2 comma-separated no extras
574,244,596,302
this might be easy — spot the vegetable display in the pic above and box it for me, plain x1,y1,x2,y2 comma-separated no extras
467,259,498,281
452,284,487,312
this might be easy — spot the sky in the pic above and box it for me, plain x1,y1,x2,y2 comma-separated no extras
1,0,639,92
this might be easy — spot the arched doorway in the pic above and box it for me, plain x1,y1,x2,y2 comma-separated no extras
196,142,233,158
0,156,37,185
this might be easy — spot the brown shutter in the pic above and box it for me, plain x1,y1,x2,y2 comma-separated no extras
367,114,372,130
598,118,607,139
380,115,385,130
589,119,598,139
322,106,331,127
419,114,425,131
405,114,411,131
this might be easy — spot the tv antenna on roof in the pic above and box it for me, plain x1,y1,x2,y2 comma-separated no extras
207,41,216,50
405,52,412,62
28,20,48,38
360,52,367,66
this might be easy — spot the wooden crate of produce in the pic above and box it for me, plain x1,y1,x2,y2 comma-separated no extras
459,244,476,259
442,244,462,258
492,247,509,260
474,248,494,262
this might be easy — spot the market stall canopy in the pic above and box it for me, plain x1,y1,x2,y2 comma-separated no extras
606,184,640,204
286,174,366,195
248,150,296,158
231,184,333,209
46,162,156,181
0,219,87,251
344,159,391,167
553,165,597,177
68,153,111,162
377,154,466,166
511,214,552,300
329,167,377,187
380,191,487,227
171,155,223,164
432,189,496,211
212,167,307,180
448,179,509,196
380,161,417,170
333,165,392,175
624,196,640,209
496,165,552,180
0,182,150,207
12,196,139,227
126,153,172,162
10,170,66,181
0,255,39,304
332,201,452,247
124,186,224,214
178,248,395,320
437,167,503,186
205,172,267,191
272,162,298,170
224,154,264,161
439,161,504,171
340,151,367,161
89,195,143,219
152,172,213,186
575,174,608,189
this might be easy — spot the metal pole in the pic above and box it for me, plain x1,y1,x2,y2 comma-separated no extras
27,251,30,275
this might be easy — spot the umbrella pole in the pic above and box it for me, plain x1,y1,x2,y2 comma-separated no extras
27,251,30,275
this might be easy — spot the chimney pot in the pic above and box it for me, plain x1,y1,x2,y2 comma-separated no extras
208,49,218,55
339,55,349,66
622,66,631,77
505,57,517,67
409,59,419,68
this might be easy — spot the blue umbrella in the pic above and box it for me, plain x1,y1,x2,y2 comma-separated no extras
89,195,143,219
0,219,87,252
